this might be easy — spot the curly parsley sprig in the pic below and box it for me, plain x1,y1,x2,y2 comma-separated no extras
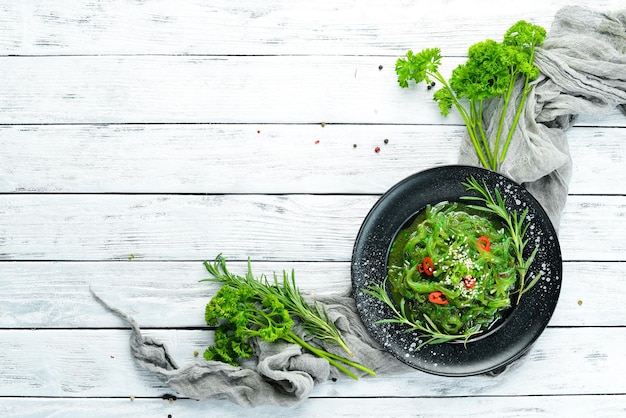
396,20,546,170
201,255,376,379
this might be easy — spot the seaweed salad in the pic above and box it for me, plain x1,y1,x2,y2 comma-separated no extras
365,177,541,349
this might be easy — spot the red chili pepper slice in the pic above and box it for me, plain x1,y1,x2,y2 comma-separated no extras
477,236,491,252
428,291,448,305
463,275,477,289
422,257,434,276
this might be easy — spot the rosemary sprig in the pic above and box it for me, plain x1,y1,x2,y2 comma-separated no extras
461,176,541,303
201,254,354,357
363,278,482,350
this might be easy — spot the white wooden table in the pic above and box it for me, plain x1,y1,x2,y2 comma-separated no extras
1,1,625,416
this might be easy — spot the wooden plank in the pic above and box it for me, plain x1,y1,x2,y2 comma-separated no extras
570,127,626,195
558,196,626,261
1,395,625,418
0,124,461,194
0,194,623,262
0,55,467,125
1,124,624,195
551,262,626,327
0,194,372,261
0,55,623,126
0,327,624,398
0,261,622,329
1,0,623,56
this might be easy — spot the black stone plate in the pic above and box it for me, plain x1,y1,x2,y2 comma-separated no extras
351,165,562,376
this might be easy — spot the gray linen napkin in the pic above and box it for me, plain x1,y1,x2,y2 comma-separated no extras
90,288,407,407
91,5,626,408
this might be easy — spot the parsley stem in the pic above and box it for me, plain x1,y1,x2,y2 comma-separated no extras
473,99,494,168
500,44,537,164
285,333,377,380
493,73,517,168
500,75,530,164
431,74,489,169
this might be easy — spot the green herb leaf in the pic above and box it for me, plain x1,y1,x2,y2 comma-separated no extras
396,20,546,170
201,255,376,379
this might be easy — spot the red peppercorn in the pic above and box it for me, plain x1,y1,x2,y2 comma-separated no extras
374,146,381,153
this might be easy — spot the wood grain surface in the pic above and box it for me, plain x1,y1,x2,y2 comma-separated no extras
2,0,625,416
